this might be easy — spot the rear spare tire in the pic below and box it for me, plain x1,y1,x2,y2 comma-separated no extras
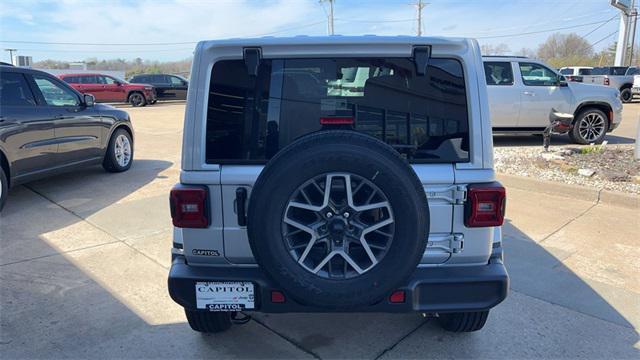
247,131,429,309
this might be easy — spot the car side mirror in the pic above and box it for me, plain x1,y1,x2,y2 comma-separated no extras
558,75,568,87
83,94,95,107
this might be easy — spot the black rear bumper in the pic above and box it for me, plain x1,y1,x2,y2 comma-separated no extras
168,256,508,313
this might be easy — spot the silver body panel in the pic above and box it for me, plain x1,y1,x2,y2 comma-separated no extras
177,36,499,268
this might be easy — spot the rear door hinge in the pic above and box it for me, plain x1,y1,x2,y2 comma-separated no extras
426,233,464,254
425,185,467,205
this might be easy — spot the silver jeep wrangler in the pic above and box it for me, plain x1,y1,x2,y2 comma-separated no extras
169,36,508,333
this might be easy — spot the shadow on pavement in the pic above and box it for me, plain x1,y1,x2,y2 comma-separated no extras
0,161,638,358
0,159,172,265
493,133,635,147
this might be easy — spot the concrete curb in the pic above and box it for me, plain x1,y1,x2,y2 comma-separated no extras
497,173,639,210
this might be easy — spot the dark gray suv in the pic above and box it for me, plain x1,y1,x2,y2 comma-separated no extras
0,65,135,210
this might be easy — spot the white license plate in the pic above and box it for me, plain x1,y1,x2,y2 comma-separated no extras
195,281,255,311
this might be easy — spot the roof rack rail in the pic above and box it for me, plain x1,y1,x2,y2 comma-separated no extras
482,55,529,58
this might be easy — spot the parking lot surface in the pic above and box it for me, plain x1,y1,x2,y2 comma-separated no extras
1,102,638,359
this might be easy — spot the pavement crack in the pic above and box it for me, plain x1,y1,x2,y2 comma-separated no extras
250,316,322,359
374,318,430,360
538,201,599,245
0,240,122,267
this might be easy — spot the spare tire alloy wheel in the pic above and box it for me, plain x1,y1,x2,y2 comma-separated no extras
248,131,429,309
283,173,394,279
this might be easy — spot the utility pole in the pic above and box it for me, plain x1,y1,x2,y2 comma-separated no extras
4,48,16,64
320,0,335,35
629,7,638,65
411,1,428,36
613,0,636,66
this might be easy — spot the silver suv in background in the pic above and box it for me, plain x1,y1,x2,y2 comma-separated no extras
168,36,508,334
484,56,623,144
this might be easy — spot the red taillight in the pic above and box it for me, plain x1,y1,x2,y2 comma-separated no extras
389,290,405,303
170,186,209,228
271,291,286,303
604,78,610,86
320,116,354,125
464,184,506,228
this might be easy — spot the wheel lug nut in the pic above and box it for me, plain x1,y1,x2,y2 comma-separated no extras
326,212,333,218
343,212,350,218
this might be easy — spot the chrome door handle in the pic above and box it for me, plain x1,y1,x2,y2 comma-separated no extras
523,91,536,96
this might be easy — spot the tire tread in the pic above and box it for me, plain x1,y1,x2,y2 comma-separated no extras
184,309,232,333
438,311,489,332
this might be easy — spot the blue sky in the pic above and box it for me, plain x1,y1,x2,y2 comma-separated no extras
0,0,631,62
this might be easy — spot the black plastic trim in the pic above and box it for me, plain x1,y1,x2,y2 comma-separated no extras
168,256,509,313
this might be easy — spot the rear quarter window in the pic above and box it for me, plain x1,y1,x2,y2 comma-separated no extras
484,62,513,85
205,57,470,164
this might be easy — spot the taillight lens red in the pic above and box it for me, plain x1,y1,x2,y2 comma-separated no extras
604,78,610,86
320,116,354,125
464,184,506,228
389,290,405,303
170,186,209,228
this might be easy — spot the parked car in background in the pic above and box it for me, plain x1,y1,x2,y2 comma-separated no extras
59,73,156,107
484,56,623,144
0,64,134,210
559,66,593,82
580,66,633,102
129,74,188,101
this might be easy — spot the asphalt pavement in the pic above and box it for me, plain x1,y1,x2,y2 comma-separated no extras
0,102,638,359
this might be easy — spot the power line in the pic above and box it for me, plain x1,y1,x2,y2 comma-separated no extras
0,40,197,46
0,20,327,47
476,18,620,39
581,13,619,39
587,30,620,50
335,18,414,23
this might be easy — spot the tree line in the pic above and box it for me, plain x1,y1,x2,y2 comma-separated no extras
481,32,639,68
32,32,639,77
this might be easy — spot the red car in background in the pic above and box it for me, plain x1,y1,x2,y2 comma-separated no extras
58,73,156,107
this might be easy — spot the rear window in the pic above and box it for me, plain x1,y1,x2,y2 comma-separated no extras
205,57,469,164
559,68,573,75
0,72,36,106
578,68,592,75
484,61,513,85
80,75,97,84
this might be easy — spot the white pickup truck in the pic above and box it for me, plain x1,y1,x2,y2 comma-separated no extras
579,66,637,103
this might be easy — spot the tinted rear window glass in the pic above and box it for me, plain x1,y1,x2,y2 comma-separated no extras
559,68,573,75
578,68,592,75
205,57,469,164
484,62,513,85
0,72,36,106
80,75,97,84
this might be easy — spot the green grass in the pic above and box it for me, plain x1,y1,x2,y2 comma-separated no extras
580,144,605,155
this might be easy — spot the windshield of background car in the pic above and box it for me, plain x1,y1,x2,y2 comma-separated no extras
205,57,470,164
